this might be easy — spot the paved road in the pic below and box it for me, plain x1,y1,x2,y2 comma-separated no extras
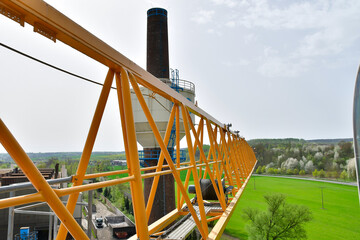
82,200,117,240
94,201,117,240
252,174,357,186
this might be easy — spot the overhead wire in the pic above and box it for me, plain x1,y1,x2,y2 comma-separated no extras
0,42,111,89
0,42,175,114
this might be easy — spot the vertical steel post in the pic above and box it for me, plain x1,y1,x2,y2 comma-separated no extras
49,212,53,240
7,191,14,240
175,105,181,211
53,215,58,239
118,68,149,239
88,190,93,238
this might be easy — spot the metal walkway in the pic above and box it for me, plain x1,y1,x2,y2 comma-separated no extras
161,204,222,240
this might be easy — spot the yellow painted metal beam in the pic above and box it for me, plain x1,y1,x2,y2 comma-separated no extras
57,69,114,240
118,68,150,240
0,192,43,210
0,0,225,128
181,105,208,237
145,105,176,221
208,160,257,240
0,1,259,239
0,119,89,239
128,71,206,238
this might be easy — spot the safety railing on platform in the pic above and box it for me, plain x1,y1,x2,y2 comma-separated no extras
138,148,186,167
0,1,257,240
160,78,195,93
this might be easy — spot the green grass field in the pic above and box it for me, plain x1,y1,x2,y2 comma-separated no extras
224,176,360,239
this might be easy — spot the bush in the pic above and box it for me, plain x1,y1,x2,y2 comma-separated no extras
293,169,299,175
318,169,325,178
274,169,279,174
261,166,266,173
256,166,262,174
331,171,339,179
267,168,275,174
281,168,287,175
312,169,318,178
340,170,348,180
299,170,306,175
325,171,331,178
286,169,293,175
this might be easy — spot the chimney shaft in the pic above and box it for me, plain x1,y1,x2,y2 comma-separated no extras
147,8,169,78
144,8,175,225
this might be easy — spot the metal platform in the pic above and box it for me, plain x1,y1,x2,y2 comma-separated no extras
160,204,222,240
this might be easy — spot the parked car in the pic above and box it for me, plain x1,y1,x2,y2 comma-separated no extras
95,217,104,228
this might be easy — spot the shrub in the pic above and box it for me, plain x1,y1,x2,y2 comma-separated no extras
286,169,293,175
267,168,275,174
261,166,266,173
256,166,262,174
331,171,339,179
318,169,325,178
340,170,348,180
299,170,306,175
293,169,299,175
312,169,318,178
274,168,279,174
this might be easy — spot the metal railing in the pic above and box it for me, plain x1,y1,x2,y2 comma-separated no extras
159,78,195,93
138,149,186,167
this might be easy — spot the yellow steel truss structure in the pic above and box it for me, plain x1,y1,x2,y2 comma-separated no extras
0,0,257,239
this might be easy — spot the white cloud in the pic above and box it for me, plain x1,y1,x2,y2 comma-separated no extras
244,33,256,44
258,47,313,78
207,28,222,36
258,57,313,78
225,20,236,28
211,0,238,8
191,10,215,24
293,1,360,58
235,0,360,77
296,28,344,57
239,0,330,30
222,59,250,67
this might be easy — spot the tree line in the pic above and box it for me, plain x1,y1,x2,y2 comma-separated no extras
249,138,356,181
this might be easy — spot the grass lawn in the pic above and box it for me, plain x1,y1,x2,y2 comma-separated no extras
224,176,360,240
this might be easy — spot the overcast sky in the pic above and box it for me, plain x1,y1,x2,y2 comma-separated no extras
0,0,359,153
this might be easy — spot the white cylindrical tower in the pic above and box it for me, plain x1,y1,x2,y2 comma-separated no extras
130,8,196,224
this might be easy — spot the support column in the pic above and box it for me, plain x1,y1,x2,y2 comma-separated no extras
53,215,58,240
88,190,93,238
7,191,15,240
49,212,53,240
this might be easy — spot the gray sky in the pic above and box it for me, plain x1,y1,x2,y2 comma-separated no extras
0,0,359,153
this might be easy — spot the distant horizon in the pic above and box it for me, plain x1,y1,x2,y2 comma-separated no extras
0,136,354,154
